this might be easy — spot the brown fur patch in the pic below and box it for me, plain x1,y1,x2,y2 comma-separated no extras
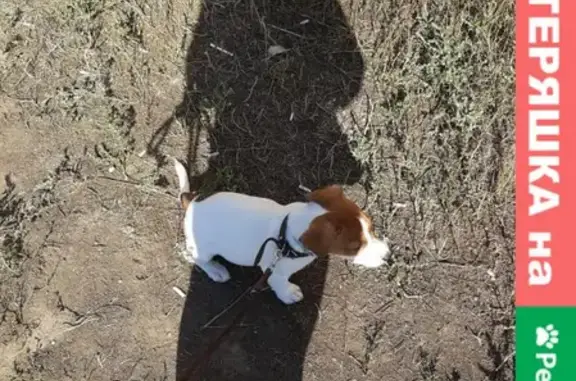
180,192,195,211
301,185,372,256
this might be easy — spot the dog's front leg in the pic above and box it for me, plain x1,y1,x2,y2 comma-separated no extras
268,273,304,304
267,256,315,304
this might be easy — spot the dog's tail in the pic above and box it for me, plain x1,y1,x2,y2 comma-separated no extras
173,158,195,210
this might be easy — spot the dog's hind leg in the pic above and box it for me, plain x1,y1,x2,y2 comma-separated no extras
181,245,231,283
194,256,231,283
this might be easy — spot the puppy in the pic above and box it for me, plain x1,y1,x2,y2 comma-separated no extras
174,159,390,304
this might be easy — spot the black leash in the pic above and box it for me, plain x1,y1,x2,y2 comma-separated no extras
182,214,312,380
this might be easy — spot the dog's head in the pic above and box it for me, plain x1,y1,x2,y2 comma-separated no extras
300,185,391,268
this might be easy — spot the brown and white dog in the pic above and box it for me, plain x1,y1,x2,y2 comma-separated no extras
174,159,391,304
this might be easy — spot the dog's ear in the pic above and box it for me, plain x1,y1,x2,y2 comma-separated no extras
306,185,344,209
300,212,362,256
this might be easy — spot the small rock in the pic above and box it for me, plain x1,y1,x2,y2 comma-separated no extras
268,45,289,57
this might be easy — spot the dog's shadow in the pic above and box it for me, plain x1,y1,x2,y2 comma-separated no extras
148,0,365,379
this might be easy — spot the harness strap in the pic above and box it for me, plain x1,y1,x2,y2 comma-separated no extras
252,215,310,267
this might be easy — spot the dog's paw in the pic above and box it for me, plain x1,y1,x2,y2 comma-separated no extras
198,261,231,283
276,283,304,304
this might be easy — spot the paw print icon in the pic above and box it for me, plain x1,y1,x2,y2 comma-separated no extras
536,324,559,350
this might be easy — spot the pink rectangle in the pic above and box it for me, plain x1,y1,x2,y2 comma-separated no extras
516,0,576,306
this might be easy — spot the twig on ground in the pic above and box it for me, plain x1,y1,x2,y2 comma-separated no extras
172,286,186,298
494,351,515,372
96,175,177,200
209,43,234,56
267,23,308,39
298,184,311,193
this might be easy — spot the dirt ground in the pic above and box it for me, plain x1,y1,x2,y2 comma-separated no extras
1,0,515,380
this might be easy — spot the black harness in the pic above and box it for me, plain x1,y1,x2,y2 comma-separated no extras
252,214,312,267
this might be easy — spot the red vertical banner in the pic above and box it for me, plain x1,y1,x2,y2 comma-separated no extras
516,0,576,307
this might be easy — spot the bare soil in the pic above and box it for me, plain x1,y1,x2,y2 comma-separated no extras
1,0,514,380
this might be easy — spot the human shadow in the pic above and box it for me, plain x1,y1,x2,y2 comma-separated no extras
147,0,365,379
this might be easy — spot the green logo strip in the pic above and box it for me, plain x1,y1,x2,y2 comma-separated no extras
517,307,576,380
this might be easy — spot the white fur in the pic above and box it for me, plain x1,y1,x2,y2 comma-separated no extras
173,158,190,194
353,218,391,268
174,159,390,304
